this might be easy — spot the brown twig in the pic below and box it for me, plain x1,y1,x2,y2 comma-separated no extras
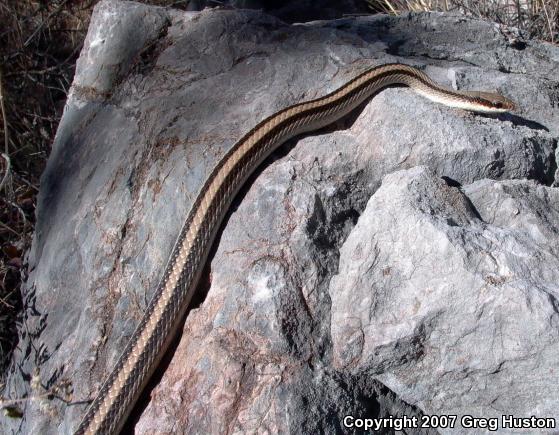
0,67,7,156
0,66,11,197
540,0,556,43
0,221,19,237
23,0,72,47
0,153,10,195
0,288,16,309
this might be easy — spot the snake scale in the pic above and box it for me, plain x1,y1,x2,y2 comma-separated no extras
74,63,515,434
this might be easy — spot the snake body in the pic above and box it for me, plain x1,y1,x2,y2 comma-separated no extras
74,63,515,434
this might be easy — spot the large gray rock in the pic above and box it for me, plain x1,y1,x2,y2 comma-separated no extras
331,166,559,431
2,0,558,433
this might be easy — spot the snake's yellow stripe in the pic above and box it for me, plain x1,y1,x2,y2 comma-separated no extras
74,63,515,434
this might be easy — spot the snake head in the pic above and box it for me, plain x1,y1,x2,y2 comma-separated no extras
469,91,517,113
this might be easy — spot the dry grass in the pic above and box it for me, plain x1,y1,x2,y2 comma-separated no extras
0,0,94,379
367,0,559,43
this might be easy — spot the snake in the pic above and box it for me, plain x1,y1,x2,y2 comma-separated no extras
74,63,515,434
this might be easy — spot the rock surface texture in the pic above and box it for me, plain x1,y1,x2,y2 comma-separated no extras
2,1,559,434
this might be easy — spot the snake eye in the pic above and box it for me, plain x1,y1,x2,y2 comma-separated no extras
494,101,503,108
